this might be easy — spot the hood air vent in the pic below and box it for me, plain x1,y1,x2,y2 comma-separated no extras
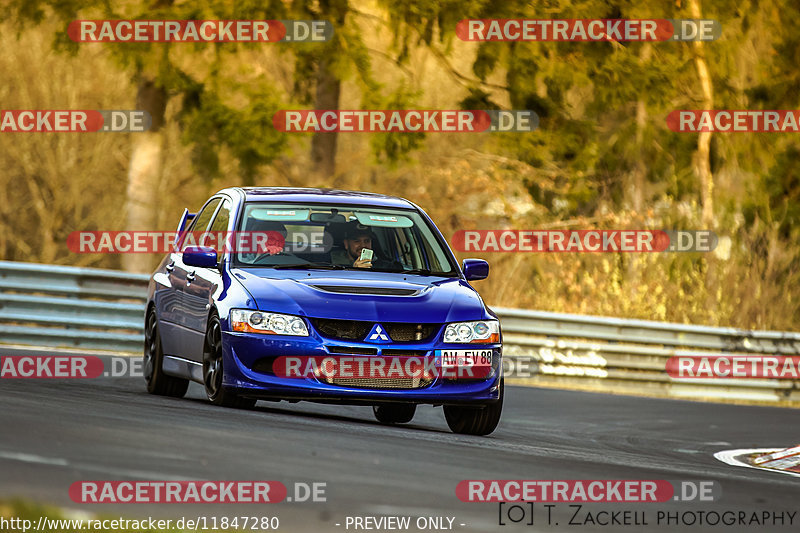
311,285,419,296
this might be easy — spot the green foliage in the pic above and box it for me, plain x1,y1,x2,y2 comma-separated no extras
6,0,290,180
368,84,426,164
181,83,287,184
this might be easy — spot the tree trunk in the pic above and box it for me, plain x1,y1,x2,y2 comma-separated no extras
688,0,719,322
311,58,341,179
631,43,652,214
310,0,348,179
626,43,653,302
122,79,168,273
688,0,715,228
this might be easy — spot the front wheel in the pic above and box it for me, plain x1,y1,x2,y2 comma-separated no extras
143,309,189,398
203,315,257,409
373,403,416,424
443,378,503,435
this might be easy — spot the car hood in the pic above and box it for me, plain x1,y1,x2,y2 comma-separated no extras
230,268,488,323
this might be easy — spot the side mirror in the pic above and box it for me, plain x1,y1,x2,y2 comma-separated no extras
462,259,489,281
183,246,218,268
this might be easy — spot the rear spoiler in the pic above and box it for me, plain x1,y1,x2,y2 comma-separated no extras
174,208,197,248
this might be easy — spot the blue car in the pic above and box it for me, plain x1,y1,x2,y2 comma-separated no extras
144,187,503,435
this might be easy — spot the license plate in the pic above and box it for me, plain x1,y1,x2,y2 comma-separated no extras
438,349,492,368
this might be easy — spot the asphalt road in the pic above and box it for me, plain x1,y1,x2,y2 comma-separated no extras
1,350,798,532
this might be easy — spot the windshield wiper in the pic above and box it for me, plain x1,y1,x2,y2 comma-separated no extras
271,263,348,270
399,268,432,275
396,268,457,277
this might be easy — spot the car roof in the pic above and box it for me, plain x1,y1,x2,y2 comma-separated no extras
225,187,417,210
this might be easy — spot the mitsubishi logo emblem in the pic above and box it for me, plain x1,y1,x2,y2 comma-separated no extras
366,324,390,342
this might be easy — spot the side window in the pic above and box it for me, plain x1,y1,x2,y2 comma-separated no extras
188,198,221,232
182,198,221,250
208,199,232,261
209,199,231,232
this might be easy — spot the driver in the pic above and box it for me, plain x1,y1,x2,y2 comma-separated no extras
331,223,388,269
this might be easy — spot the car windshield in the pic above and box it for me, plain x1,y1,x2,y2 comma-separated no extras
233,203,459,276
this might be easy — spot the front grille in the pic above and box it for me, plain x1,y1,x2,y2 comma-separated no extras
327,346,378,355
312,285,419,296
322,376,434,389
381,349,429,357
309,318,439,343
310,318,372,340
384,323,438,342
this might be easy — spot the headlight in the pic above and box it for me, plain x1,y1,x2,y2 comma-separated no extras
230,309,309,336
443,320,500,344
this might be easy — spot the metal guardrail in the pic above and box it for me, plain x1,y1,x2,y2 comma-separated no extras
0,261,148,352
495,307,800,404
1,260,798,404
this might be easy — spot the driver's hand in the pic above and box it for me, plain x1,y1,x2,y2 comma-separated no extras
353,258,372,269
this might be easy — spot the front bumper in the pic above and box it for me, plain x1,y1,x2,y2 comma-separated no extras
220,331,502,405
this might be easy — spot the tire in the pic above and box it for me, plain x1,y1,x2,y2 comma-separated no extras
143,309,189,398
373,403,416,424
443,378,503,435
203,315,257,409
